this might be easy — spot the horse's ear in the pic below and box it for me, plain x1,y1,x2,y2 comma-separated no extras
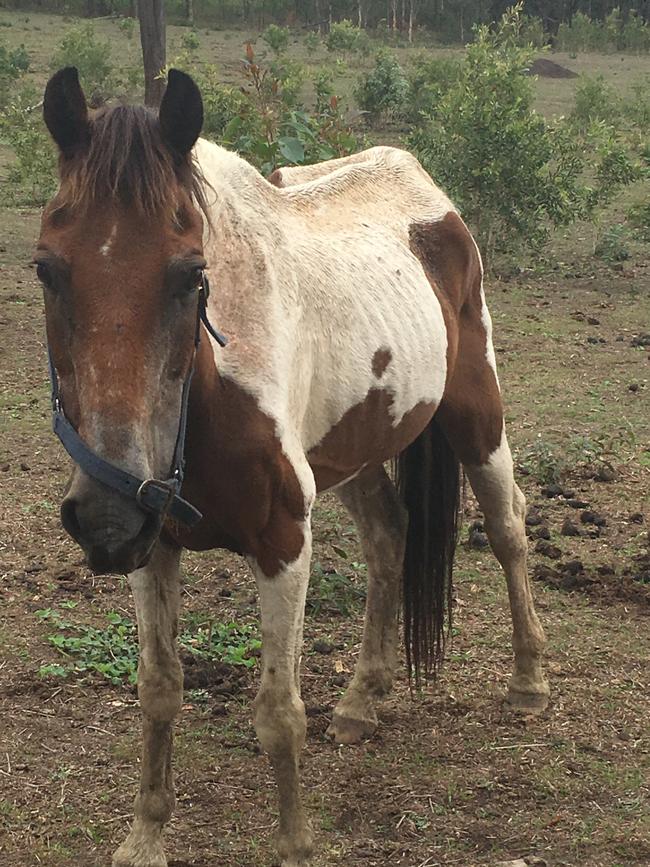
43,67,90,157
159,69,203,159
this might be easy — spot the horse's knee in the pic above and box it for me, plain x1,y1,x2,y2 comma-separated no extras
254,689,307,757
138,662,183,721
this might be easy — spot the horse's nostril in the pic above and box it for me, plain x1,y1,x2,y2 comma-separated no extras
61,497,82,541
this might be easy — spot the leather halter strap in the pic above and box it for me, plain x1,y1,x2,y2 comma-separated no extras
47,273,227,529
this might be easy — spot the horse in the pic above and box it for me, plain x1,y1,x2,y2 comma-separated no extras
36,66,549,867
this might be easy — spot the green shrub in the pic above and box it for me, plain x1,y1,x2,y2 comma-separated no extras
595,223,631,263
0,87,57,205
0,41,29,108
50,22,113,94
405,54,461,122
556,8,650,53
212,44,359,174
518,15,547,48
355,49,407,125
327,20,360,52
304,30,321,52
263,23,289,54
409,5,593,260
627,200,650,242
180,27,200,51
117,16,135,39
571,75,620,130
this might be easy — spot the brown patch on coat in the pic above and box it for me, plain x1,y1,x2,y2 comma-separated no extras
410,211,503,466
167,335,306,577
308,389,436,491
371,348,392,378
267,169,284,188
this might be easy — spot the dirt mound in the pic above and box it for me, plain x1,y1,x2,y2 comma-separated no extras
528,58,578,79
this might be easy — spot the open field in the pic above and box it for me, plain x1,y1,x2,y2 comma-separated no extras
1,9,650,867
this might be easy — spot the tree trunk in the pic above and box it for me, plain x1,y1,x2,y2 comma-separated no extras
358,0,362,28
408,0,414,42
138,0,166,108
185,0,194,25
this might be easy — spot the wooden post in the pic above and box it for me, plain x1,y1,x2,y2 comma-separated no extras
138,0,166,108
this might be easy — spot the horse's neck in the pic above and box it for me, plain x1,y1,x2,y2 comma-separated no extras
195,139,277,231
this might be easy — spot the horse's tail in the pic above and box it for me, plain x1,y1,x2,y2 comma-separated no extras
393,415,462,685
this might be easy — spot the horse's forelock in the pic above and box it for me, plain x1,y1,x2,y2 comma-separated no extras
56,103,210,223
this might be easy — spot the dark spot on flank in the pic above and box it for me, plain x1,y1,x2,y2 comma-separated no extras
372,348,392,378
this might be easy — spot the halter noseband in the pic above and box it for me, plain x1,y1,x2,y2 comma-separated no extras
47,273,227,529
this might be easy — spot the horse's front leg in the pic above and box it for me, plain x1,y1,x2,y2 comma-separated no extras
251,509,314,866
113,539,183,867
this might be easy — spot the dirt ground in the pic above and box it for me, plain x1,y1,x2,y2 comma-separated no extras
1,192,649,867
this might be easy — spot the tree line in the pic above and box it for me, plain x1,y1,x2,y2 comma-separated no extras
8,0,650,41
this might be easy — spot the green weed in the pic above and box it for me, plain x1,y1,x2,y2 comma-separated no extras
36,608,261,685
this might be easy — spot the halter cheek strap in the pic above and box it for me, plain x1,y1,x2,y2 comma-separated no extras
47,273,227,529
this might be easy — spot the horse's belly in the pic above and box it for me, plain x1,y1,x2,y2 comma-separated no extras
301,244,448,491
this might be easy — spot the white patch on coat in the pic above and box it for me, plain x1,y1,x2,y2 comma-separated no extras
100,223,117,258
193,141,462,490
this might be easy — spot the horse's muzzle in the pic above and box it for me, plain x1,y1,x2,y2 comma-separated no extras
61,472,161,574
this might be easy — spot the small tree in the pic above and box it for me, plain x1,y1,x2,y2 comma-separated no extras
355,49,407,126
409,5,592,262
262,24,290,55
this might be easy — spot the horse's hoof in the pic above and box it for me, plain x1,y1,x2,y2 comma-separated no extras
112,835,168,867
326,711,377,744
277,824,314,866
505,687,550,714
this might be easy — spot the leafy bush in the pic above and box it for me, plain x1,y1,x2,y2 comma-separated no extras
50,21,113,94
0,87,57,205
409,4,643,264
355,49,408,125
409,5,594,261
571,75,620,130
595,223,631,263
518,15,547,48
627,200,650,241
220,44,358,174
327,20,360,52
556,8,650,53
0,41,29,108
304,30,321,52
180,27,200,52
117,15,135,39
405,54,461,122
263,23,289,54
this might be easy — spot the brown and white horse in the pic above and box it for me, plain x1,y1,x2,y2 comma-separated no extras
36,67,549,867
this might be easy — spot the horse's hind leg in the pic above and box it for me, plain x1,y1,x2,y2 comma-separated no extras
463,429,550,711
113,540,183,867
437,327,549,712
327,466,406,744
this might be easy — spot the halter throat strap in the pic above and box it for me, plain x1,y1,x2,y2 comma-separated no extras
47,274,227,529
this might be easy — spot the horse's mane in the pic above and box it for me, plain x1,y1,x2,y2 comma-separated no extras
57,103,209,221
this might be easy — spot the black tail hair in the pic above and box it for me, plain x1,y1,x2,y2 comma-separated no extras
393,415,461,685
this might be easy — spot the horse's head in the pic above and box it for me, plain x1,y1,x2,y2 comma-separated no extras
37,67,207,574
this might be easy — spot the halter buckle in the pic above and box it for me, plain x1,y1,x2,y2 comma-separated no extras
136,478,177,516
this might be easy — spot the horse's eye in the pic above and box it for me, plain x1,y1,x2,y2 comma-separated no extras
189,267,203,291
36,262,53,289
